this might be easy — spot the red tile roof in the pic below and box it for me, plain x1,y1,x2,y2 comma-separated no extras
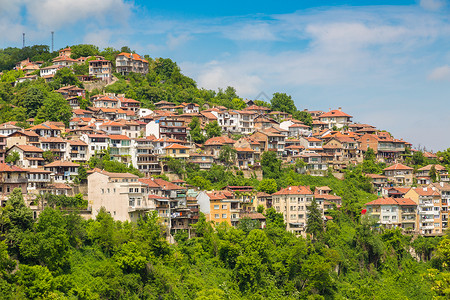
320,110,352,118
0,163,27,172
384,163,413,171
204,136,235,146
273,185,313,195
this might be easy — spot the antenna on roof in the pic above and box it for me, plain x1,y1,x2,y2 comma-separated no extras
22,33,25,48
51,31,54,52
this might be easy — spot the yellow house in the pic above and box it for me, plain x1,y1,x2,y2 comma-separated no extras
163,143,190,159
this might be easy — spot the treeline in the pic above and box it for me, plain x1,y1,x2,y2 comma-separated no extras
1,188,449,299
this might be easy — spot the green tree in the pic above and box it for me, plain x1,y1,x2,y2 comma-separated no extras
5,151,20,165
412,151,425,166
42,150,55,163
261,151,282,179
306,198,324,240
264,207,285,230
17,264,54,299
429,165,439,183
218,144,236,168
270,92,296,114
205,120,222,139
188,116,206,143
292,110,313,126
258,178,277,194
36,93,72,126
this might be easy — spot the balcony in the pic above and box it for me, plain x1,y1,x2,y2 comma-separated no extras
420,225,435,230
1,177,28,184
419,202,433,207
419,210,434,215
128,206,152,212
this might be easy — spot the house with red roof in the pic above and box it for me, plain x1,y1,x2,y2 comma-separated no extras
115,52,149,76
365,197,417,230
204,136,236,157
163,143,190,159
0,163,28,198
319,108,352,129
405,187,443,235
383,163,413,186
7,144,44,168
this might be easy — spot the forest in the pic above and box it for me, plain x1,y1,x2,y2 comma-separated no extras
1,187,450,299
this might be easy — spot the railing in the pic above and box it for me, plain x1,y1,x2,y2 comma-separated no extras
0,177,27,184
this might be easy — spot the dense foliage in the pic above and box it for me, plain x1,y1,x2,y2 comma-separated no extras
0,188,448,299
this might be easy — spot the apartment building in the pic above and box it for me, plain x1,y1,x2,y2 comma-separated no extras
197,190,240,226
7,145,44,168
44,161,79,183
405,187,442,235
0,135,6,163
272,185,316,235
88,170,150,222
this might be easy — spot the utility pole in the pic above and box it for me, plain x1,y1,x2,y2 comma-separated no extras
22,33,25,48
51,31,54,52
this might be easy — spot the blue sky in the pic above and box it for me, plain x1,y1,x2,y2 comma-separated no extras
1,0,450,151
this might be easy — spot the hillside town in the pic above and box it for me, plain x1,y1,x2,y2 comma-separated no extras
1,45,449,241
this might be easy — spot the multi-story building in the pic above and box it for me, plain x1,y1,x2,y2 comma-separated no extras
238,110,257,134
88,170,150,222
428,182,450,231
405,187,442,235
189,153,214,170
359,133,407,163
146,117,188,140
0,163,28,199
44,161,79,183
109,135,131,165
366,174,388,195
272,185,317,235
204,136,236,158
416,164,447,184
81,134,110,159
383,163,413,186
7,145,44,168
131,138,161,176
24,168,52,194
115,52,149,76
365,197,417,231
68,140,88,163
39,137,68,161
197,190,240,226
89,59,112,82
318,108,352,129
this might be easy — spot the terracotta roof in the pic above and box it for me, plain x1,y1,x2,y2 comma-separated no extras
204,136,235,146
108,134,130,140
23,168,51,173
99,121,124,127
49,183,72,190
320,110,352,118
411,187,440,197
44,161,79,167
273,185,313,195
164,143,190,149
240,212,266,220
256,192,271,197
384,163,413,171
13,145,43,152
68,140,87,146
0,163,27,172
235,147,254,152
417,164,446,172
366,174,387,179
366,197,416,206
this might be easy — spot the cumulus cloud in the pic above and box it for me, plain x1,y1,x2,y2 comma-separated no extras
428,65,450,80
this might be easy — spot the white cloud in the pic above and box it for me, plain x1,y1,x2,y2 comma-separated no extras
428,65,450,80
24,0,132,30
420,0,446,11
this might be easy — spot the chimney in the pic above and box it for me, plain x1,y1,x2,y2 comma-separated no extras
338,107,342,111
423,187,427,192
440,182,444,187
288,187,292,191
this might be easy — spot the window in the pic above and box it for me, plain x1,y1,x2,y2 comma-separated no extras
214,205,219,210
129,188,133,193
215,214,220,219
222,204,227,209
135,188,139,193
222,214,227,219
